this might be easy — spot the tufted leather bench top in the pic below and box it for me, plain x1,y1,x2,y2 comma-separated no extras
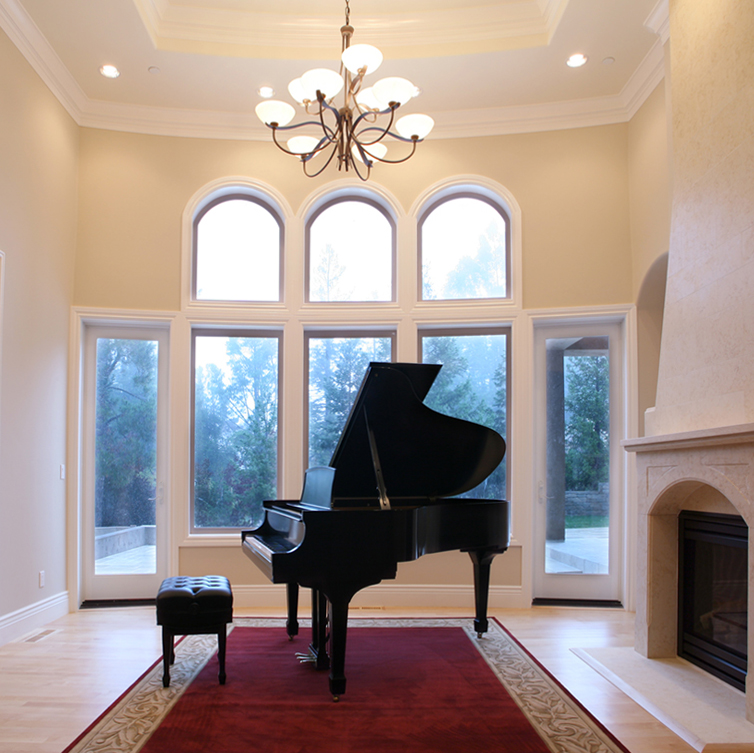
156,575,233,687
157,575,233,624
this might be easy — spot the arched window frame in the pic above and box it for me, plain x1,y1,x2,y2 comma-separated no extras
412,177,522,310
304,193,398,304
181,177,291,312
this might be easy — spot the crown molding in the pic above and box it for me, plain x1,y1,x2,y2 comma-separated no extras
0,0,86,122
132,0,570,59
645,0,670,46
1,0,666,142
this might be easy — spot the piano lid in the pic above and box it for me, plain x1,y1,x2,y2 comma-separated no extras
329,362,505,502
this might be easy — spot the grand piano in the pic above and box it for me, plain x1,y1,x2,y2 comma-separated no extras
241,362,510,699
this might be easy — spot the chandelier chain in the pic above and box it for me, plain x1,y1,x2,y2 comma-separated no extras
345,0,350,27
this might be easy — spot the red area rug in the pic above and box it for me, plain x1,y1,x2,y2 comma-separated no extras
144,625,547,753
64,618,629,753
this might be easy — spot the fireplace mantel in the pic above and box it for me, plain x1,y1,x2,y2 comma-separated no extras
624,422,754,722
623,423,754,454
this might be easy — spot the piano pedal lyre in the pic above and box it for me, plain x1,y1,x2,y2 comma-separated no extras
296,648,318,664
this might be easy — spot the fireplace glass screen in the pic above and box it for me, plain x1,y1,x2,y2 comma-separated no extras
678,510,747,691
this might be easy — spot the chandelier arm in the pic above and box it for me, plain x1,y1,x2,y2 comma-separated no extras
351,106,399,145
347,146,371,181
356,125,426,146
353,134,419,165
302,142,341,178
270,125,336,158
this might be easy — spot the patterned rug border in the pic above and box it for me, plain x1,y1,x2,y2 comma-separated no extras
63,617,629,753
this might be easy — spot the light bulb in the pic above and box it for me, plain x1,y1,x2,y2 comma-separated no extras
341,44,383,75
287,136,320,155
255,100,296,127
396,113,434,140
352,142,388,163
566,53,588,68
373,77,416,108
355,87,383,111
288,78,307,104
300,68,344,101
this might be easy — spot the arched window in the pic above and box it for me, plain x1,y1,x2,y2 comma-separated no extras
193,195,282,302
306,198,395,302
419,194,509,301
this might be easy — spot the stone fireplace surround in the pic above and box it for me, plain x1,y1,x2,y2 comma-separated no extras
624,423,754,723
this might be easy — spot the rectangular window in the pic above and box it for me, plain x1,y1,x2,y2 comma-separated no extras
192,331,280,530
307,332,394,467
419,329,508,499
94,337,159,575
544,336,610,574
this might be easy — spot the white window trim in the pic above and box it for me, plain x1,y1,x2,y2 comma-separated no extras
181,177,293,313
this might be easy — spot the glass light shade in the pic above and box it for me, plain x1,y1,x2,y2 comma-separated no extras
352,142,388,164
288,78,308,103
300,68,344,101
255,100,296,126
396,113,435,140
287,136,320,155
373,77,415,107
355,87,383,111
341,44,383,75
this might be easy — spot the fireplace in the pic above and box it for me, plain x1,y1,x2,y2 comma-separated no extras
623,423,754,721
678,510,747,691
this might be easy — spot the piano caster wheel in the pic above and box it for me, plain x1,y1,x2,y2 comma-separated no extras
477,632,485,639
288,635,294,642
332,696,340,703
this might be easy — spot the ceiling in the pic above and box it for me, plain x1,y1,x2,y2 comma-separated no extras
0,0,668,140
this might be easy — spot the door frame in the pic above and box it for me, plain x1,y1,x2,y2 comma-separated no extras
531,315,630,604
68,311,174,607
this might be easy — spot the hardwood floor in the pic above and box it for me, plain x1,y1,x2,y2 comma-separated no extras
0,605,697,753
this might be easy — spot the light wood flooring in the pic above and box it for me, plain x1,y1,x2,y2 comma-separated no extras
0,605,698,753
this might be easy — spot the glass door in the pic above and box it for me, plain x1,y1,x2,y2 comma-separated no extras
533,321,623,603
82,326,169,601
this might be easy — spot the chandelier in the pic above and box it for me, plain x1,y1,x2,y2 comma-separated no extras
254,0,434,181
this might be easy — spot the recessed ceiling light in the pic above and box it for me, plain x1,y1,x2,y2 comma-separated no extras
566,53,588,68
99,64,120,79
258,86,275,99
148,66,161,75
602,57,616,65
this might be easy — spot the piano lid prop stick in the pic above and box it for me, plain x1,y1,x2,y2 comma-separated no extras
364,408,391,510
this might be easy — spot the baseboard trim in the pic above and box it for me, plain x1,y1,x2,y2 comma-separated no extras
0,591,69,646
232,583,527,610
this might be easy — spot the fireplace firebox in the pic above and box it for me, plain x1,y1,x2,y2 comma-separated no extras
678,510,748,691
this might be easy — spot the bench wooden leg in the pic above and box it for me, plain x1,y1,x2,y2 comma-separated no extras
217,627,227,685
162,628,174,687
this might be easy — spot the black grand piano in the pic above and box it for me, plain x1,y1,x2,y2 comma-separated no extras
241,362,509,699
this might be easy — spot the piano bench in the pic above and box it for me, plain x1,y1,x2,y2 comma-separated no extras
156,575,233,688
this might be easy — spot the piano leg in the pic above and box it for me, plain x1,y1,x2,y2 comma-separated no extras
310,589,330,670
467,548,501,637
327,596,350,701
285,583,299,640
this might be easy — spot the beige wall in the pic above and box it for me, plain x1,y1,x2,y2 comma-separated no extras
629,80,672,434
0,28,79,624
75,123,635,311
652,0,754,435
629,82,671,297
